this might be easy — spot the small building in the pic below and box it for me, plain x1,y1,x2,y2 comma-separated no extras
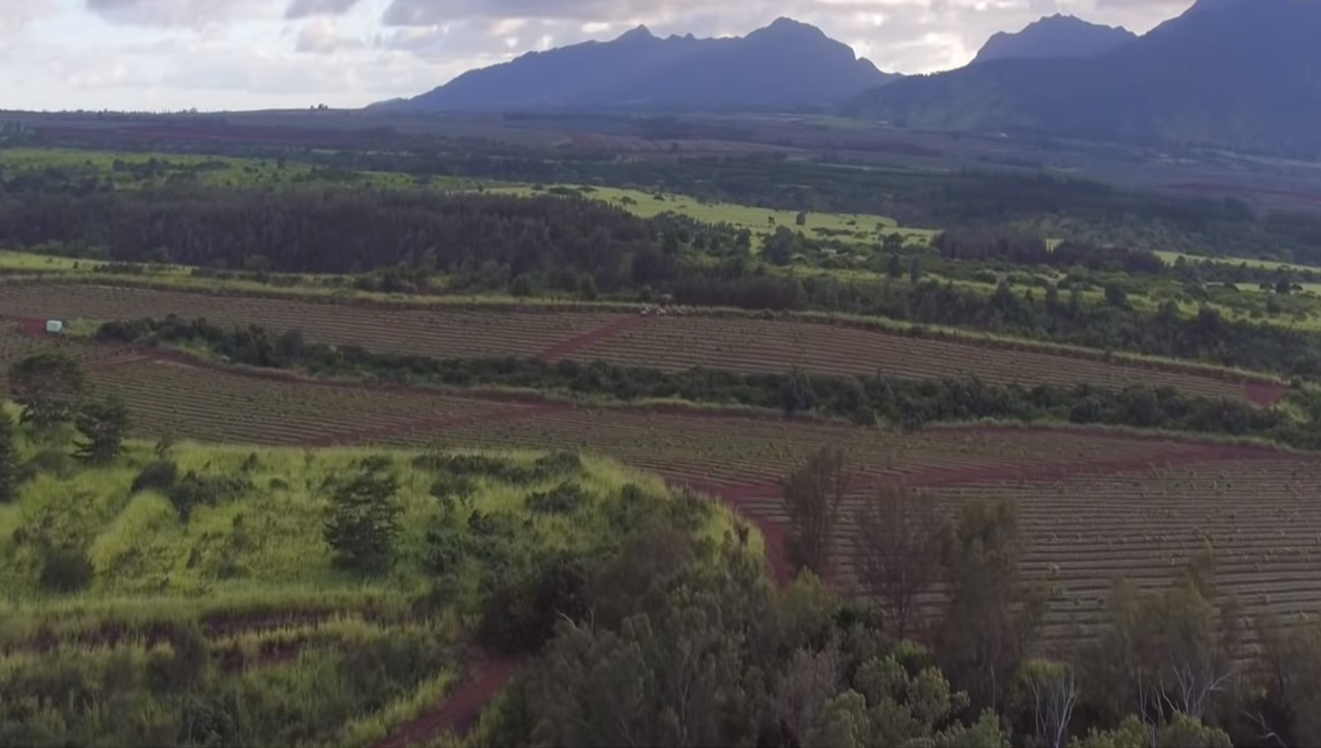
45,320,64,334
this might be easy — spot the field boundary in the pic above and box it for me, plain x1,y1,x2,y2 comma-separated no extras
535,314,643,361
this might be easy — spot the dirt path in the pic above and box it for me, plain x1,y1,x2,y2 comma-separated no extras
535,314,642,362
373,658,518,748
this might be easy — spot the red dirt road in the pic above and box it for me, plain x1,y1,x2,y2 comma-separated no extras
536,314,642,362
373,658,518,748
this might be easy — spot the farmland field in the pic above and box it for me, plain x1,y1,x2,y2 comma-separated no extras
729,450,1321,647
0,282,1280,403
38,337,1321,651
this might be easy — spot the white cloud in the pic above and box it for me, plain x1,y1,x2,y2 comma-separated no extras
0,0,1196,110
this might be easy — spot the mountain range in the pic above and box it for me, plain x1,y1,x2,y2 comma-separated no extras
847,0,1321,158
392,18,894,113
972,14,1136,64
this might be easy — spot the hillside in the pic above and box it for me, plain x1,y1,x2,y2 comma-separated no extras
390,18,894,112
973,14,1136,63
846,0,1321,158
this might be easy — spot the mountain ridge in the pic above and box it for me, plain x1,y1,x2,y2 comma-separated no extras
845,0,1321,159
387,18,895,113
973,14,1136,64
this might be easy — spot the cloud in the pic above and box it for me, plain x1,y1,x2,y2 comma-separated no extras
296,16,367,52
285,0,361,19
83,0,278,28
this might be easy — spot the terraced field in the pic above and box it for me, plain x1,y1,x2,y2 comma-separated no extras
9,325,1318,650
0,283,615,360
580,315,1264,402
0,281,1279,403
86,356,533,446
731,451,1321,645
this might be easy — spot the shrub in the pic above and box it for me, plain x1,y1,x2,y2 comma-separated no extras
477,553,590,656
131,460,179,494
27,448,74,478
525,482,589,515
39,547,95,593
168,471,249,522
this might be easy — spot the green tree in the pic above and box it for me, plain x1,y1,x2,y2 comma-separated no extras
0,410,19,503
73,396,130,464
323,457,402,575
796,211,808,226
1070,714,1231,748
780,446,852,578
854,482,944,640
908,257,923,284
937,500,1051,711
1254,613,1321,747
7,351,86,432
1085,554,1240,726
883,232,905,253
1013,659,1080,748
887,253,905,280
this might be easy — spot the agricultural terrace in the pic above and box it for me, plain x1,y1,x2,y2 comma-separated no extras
52,346,1207,484
730,448,1321,649
578,314,1269,403
0,283,620,360
0,435,737,746
493,184,938,248
0,282,1279,403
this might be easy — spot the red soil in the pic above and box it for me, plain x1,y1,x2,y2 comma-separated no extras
1245,381,1291,407
373,658,518,748
536,314,643,362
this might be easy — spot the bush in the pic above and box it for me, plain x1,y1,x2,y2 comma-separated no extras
477,553,590,656
131,460,179,494
27,449,74,478
168,471,249,522
525,482,589,514
39,547,95,593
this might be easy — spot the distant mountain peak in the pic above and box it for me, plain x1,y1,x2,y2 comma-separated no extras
392,17,894,113
974,13,1136,64
616,25,654,42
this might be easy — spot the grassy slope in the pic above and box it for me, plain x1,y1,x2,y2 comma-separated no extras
0,430,751,747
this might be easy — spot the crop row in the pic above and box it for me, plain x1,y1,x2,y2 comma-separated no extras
87,358,524,446
732,458,1321,645
0,282,1263,403
0,284,614,360
581,316,1251,401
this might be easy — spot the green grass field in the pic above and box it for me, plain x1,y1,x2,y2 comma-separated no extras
0,146,475,191
494,184,937,249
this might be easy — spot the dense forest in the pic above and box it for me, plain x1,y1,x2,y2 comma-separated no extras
98,316,1320,449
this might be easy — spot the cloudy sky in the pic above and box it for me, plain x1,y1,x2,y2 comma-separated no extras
0,0,1196,111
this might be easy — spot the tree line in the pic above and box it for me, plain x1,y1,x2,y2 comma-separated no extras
96,316,1321,449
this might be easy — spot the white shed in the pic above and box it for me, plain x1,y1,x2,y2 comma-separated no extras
45,320,64,334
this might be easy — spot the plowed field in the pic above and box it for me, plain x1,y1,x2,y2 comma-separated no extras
730,451,1321,645
579,315,1259,402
